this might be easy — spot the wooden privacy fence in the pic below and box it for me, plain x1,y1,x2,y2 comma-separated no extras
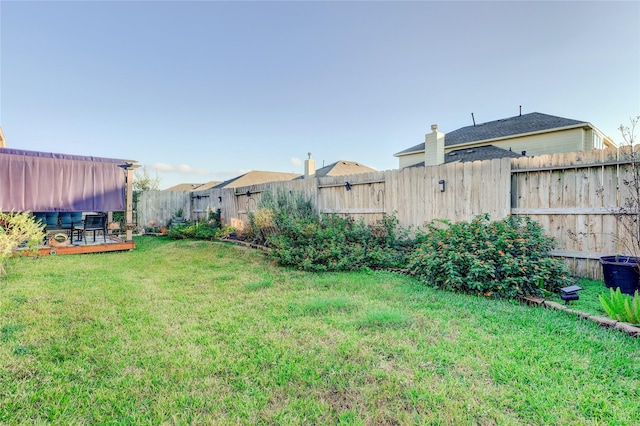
138,146,636,279
182,157,512,230
511,146,636,278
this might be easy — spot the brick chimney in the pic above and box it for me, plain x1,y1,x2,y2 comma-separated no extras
304,152,316,178
424,124,445,166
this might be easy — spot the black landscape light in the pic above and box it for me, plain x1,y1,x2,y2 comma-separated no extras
246,190,251,197
560,285,583,305
218,196,222,202
439,179,446,192
345,182,352,191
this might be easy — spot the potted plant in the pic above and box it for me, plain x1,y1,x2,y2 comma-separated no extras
145,221,160,235
601,116,640,295
173,208,185,224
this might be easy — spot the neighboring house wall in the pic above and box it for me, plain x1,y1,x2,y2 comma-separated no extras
395,113,615,169
399,152,424,169
398,127,611,168
455,128,588,157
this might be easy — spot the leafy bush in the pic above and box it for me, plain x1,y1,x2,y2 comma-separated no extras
269,213,410,272
599,288,640,324
251,208,275,228
246,188,316,245
166,219,234,241
215,224,237,239
207,207,223,229
0,211,46,276
172,222,214,240
407,214,574,298
258,187,315,224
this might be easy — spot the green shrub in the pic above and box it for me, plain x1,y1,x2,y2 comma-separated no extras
246,188,316,245
215,224,237,239
0,211,45,276
167,219,233,241
166,222,195,239
207,207,223,229
258,187,315,224
269,213,410,272
407,214,573,298
599,288,640,324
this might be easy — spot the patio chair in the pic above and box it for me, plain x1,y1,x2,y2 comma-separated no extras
73,214,107,243
32,212,48,227
42,212,59,230
59,212,83,231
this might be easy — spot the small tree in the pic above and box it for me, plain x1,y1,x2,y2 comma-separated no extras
0,211,45,277
133,166,161,205
133,166,161,193
615,116,640,258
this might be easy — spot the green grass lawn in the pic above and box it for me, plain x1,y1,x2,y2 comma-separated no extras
1,237,639,424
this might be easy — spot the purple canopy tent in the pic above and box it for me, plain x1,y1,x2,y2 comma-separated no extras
0,147,130,212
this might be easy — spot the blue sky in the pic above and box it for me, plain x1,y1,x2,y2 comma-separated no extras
1,1,639,189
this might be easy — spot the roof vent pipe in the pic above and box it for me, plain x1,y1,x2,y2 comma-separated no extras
471,113,476,126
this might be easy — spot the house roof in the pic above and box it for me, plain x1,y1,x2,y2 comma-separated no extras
408,145,523,168
314,160,377,178
394,112,591,156
213,170,300,189
194,181,223,191
165,181,223,191
165,183,205,191
445,145,523,163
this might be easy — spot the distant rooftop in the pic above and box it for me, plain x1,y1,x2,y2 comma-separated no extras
213,170,300,189
313,160,377,178
395,112,591,156
408,145,523,168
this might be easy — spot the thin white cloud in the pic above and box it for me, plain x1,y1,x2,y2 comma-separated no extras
290,157,303,166
152,162,210,175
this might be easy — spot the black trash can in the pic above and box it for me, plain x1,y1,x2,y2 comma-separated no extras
600,256,640,296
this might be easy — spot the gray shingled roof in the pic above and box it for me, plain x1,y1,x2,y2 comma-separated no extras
444,145,523,163
407,145,523,168
395,112,588,155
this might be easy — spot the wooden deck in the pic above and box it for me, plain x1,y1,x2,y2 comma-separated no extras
18,234,135,257
37,240,135,256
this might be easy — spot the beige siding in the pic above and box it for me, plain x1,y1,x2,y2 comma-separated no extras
397,152,424,168
449,128,587,157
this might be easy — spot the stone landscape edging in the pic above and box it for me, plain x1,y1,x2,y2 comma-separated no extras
521,296,640,338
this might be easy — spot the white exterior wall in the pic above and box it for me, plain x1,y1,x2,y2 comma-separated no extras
439,128,587,158
398,152,424,168
396,127,608,169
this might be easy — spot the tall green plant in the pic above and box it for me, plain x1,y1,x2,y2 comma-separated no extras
0,211,45,276
247,188,316,245
257,187,315,225
599,288,640,324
